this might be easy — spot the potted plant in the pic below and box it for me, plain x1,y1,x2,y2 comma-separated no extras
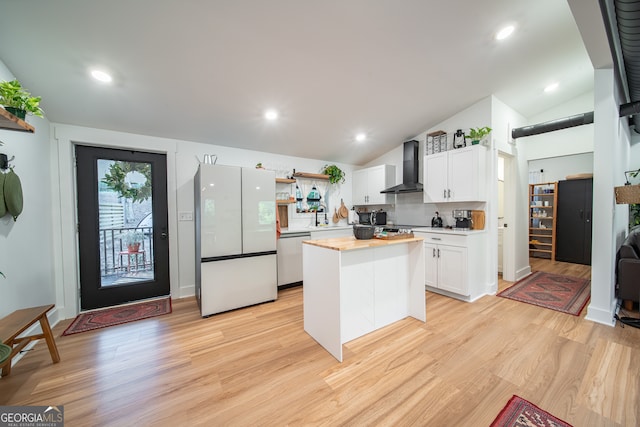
321,164,345,184
122,230,144,253
465,126,492,145
0,79,44,119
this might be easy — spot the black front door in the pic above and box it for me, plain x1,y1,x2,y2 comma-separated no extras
76,145,170,310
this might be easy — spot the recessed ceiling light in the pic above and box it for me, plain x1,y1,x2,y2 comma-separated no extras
544,82,559,93
355,133,366,142
495,25,515,41
264,109,279,121
90,69,112,83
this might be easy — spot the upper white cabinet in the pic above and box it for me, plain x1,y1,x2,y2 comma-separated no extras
423,145,487,203
352,164,395,205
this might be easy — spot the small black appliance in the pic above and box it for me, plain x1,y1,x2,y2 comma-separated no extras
431,211,443,228
452,209,473,230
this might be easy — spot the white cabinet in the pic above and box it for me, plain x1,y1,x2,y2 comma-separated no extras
423,145,486,203
353,164,395,205
416,230,488,301
303,238,425,361
424,240,468,295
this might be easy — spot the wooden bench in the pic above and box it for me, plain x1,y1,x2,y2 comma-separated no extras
0,304,60,377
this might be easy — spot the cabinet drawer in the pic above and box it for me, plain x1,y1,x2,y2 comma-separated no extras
415,232,467,247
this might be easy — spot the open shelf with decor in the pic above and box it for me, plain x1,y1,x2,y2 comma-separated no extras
292,172,329,180
275,177,296,184
0,108,35,133
529,182,558,260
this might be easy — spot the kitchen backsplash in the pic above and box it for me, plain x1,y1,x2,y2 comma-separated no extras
391,192,486,227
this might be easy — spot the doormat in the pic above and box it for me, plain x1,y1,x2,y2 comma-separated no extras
497,271,590,316
62,297,171,336
490,395,573,427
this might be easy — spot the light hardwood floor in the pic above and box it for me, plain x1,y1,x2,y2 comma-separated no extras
1,259,638,426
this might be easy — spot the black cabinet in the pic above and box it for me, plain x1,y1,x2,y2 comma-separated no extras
556,178,593,265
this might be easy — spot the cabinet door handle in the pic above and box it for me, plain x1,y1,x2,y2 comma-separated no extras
431,237,442,241
443,189,447,199
433,248,436,257
437,249,440,258
448,189,451,198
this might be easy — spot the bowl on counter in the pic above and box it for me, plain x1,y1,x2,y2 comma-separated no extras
353,224,375,240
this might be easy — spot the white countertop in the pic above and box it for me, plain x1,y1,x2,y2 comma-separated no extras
412,227,486,236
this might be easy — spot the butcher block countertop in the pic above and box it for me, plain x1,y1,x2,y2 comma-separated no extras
303,235,423,251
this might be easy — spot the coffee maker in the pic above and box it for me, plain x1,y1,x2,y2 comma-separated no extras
452,210,473,230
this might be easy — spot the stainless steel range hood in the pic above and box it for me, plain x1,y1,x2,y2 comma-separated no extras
380,140,423,194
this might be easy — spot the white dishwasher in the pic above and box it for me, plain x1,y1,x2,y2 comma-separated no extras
277,232,310,288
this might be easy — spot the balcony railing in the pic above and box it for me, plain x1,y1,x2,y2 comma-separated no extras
100,226,154,277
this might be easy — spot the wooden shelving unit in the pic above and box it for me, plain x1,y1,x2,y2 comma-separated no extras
529,182,558,260
0,108,35,133
275,178,296,184
276,199,295,205
292,172,329,180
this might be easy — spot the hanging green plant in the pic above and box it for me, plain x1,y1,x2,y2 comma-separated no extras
321,164,345,184
102,161,152,203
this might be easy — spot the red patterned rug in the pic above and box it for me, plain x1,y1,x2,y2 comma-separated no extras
62,297,172,336
497,271,590,316
491,395,573,427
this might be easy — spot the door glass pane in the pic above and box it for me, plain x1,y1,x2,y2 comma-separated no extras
98,159,155,287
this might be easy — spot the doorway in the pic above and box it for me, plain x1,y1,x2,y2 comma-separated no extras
75,145,170,310
498,151,516,282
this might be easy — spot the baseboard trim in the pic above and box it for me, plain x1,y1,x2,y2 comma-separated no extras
179,285,195,299
585,299,616,327
515,265,531,281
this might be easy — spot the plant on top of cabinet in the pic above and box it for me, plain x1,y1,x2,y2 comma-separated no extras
0,79,45,119
321,164,345,184
465,126,491,145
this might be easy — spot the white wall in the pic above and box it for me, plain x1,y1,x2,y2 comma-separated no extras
0,62,56,319
524,91,595,160
587,69,630,326
491,97,529,282
529,153,594,183
50,124,355,318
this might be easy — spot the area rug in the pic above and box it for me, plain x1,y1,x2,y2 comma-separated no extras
62,297,171,336
497,271,590,316
490,395,573,427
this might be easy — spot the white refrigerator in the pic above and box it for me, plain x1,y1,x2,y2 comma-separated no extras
194,164,277,316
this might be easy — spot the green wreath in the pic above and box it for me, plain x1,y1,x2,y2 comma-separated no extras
102,161,152,203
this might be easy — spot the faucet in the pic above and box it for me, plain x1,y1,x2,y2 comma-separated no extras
315,204,328,227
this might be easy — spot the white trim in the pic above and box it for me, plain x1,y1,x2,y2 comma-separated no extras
514,265,532,282
51,124,180,319
585,298,617,327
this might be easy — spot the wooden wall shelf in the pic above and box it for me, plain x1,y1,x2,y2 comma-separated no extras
292,172,329,180
0,108,35,133
276,178,296,184
277,200,295,205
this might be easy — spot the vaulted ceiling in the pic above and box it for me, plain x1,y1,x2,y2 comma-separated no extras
0,1,597,165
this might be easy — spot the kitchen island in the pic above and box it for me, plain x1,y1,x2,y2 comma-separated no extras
302,235,425,362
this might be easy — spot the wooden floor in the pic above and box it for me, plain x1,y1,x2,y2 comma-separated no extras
1,259,639,426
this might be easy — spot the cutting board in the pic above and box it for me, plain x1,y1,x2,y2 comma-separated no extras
471,210,485,230
374,232,414,240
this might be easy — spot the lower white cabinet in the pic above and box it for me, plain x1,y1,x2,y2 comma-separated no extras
416,230,488,301
424,241,467,295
